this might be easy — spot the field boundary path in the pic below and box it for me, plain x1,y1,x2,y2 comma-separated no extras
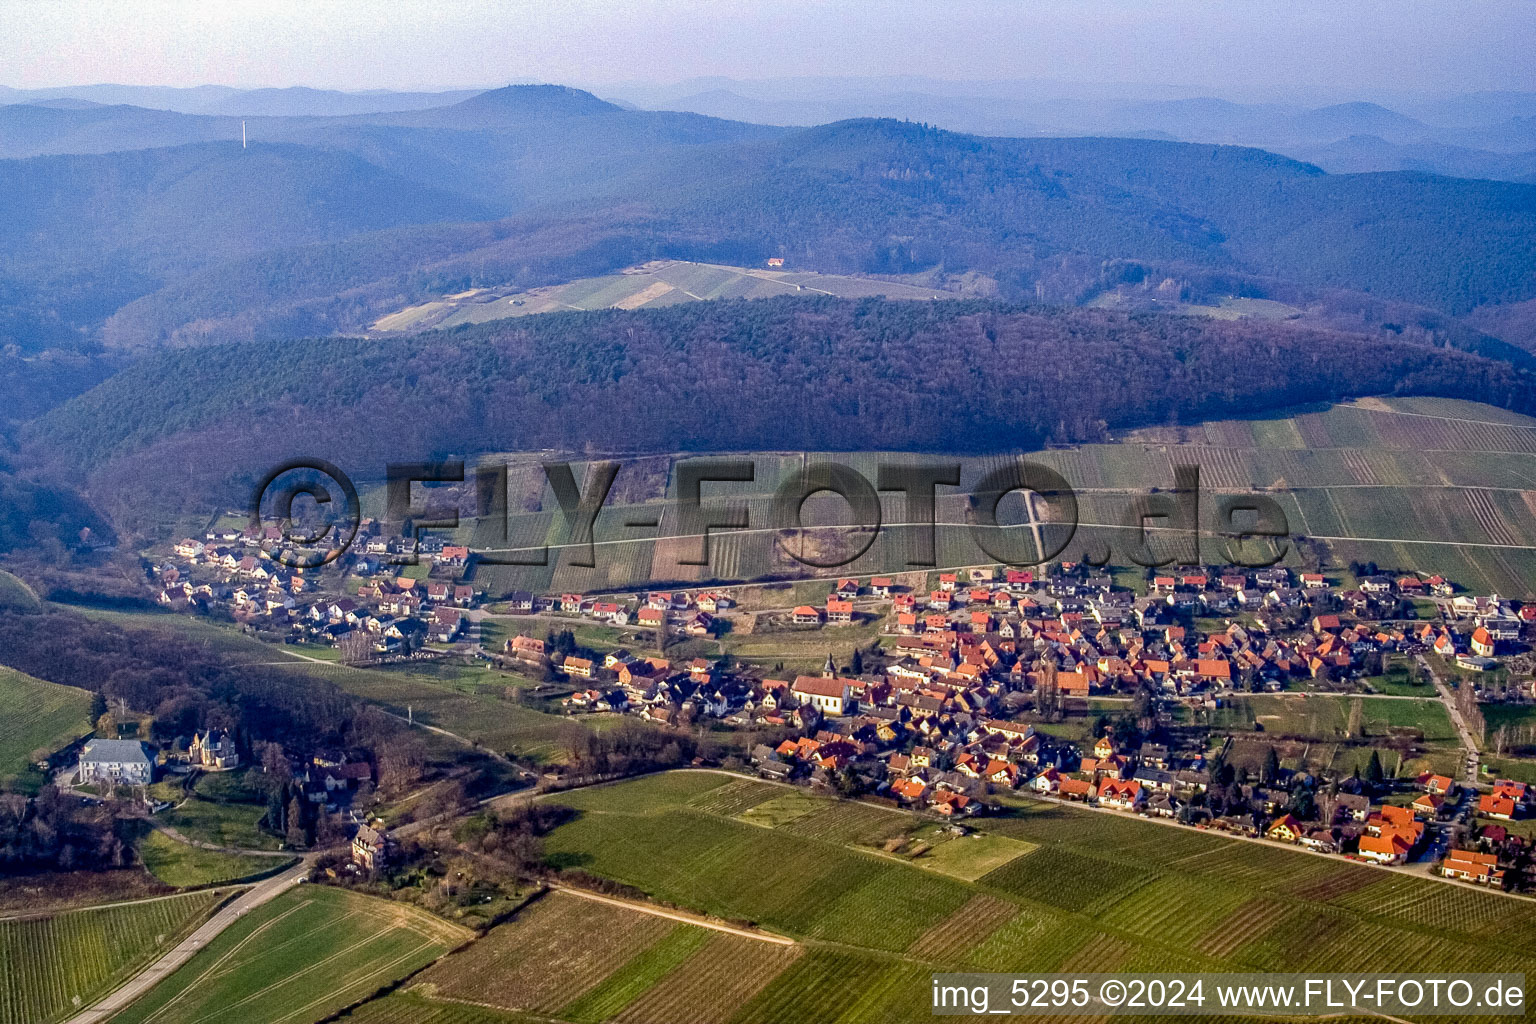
549,883,796,945
150,823,295,858
60,859,312,1024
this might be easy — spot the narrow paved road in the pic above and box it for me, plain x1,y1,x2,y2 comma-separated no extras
62,859,312,1024
1419,655,1481,786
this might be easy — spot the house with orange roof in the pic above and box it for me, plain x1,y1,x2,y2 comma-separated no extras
1357,831,1413,864
985,759,1020,787
1367,804,1417,834
1442,848,1503,885
1417,773,1455,796
929,790,973,816
1097,778,1143,810
1057,670,1091,696
1059,777,1093,801
1479,794,1517,819
1267,814,1304,842
1494,779,1528,803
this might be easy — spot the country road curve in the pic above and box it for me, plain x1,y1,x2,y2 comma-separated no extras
60,859,312,1024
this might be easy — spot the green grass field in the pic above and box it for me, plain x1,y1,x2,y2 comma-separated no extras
0,666,91,790
1210,694,1456,742
157,793,282,851
0,570,40,611
903,831,1037,881
0,889,227,1024
331,771,1536,1024
110,885,471,1024
1482,703,1536,743
136,829,294,888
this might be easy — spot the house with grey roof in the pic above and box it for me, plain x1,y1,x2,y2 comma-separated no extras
77,738,155,786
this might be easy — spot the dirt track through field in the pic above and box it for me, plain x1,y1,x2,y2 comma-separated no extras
550,884,796,945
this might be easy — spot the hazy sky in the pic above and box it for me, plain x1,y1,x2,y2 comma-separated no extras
3,0,1533,99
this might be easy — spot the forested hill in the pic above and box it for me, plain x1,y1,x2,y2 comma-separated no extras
27,297,1536,530
3,92,1536,353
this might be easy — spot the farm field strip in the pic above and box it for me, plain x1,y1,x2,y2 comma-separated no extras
978,845,1153,915
414,891,673,1014
555,925,710,1023
1094,875,1248,947
734,790,825,828
338,992,546,1022
774,802,907,846
0,667,91,787
0,889,226,1024
108,887,468,1024
1193,896,1293,959
609,933,801,1024
684,778,785,817
905,893,1017,961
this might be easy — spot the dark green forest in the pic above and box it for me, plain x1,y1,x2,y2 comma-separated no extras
27,296,1536,529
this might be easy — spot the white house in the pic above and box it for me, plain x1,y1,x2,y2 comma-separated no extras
78,739,155,786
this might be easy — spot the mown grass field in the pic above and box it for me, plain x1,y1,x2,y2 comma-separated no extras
0,570,40,611
0,666,91,791
0,888,226,1024
110,885,471,1024
1209,693,1457,742
135,829,293,888
334,771,1536,1024
157,794,281,852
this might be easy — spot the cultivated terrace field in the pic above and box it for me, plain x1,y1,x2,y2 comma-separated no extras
324,771,1536,1024
0,665,91,790
108,885,472,1024
0,888,227,1024
370,259,951,333
439,397,1536,600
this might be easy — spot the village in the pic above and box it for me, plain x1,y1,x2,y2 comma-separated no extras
146,517,1536,889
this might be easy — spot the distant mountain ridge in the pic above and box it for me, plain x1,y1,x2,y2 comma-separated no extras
0,82,479,116
1,84,1534,358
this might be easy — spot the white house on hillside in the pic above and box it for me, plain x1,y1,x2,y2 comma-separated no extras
77,739,155,786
